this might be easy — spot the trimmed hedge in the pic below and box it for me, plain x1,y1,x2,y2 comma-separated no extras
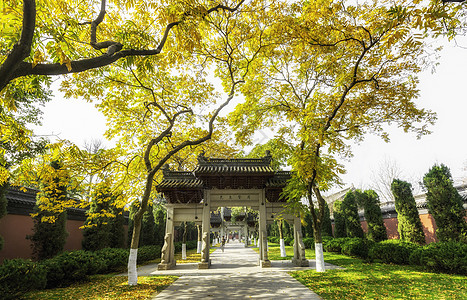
410,242,467,275
0,240,196,298
268,236,280,243
324,237,467,275
284,236,294,246
137,245,161,264
324,237,352,253
341,238,371,259
368,239,420,265
303,237,314,249
0,259,47,300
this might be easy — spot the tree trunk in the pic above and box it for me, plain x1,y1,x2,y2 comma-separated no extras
310,184,326,272
128,173,153,285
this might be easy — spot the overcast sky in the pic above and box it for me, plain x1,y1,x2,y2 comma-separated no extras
32,36,467,192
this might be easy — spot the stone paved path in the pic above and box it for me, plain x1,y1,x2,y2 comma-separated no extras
137,241,340,299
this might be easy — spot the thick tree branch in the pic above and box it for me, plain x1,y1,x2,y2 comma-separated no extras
0,0,245,92
0,0,35,90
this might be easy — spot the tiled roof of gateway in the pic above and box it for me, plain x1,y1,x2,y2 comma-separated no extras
266,171,292,187
194,152,275,174
156,169,203,190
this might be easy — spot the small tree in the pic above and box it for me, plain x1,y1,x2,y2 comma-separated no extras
28,160,69,260
302,209,314,238
355,190,387,242
153,203,166,246
423,164,467,242
322,204,333,237
342,191,364,238
82,184,125,251
333,200,346,238
0,182,7,250
391,179,425,245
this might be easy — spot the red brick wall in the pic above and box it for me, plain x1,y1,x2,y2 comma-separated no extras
0,214,34,261
64,219,85,252
383,218,400,240
419,214,438,244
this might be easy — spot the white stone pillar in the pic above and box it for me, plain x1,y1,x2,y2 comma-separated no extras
158,206,176,270
259,190,270,267
199,191,211,269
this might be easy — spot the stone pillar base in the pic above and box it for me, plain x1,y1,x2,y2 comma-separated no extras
158,261,176,270
198,260,211,269
292,259,309,267
260,260,271,268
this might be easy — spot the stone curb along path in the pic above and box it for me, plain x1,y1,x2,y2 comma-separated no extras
136,241,342,299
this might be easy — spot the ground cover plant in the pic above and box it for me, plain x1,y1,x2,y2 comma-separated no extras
22,274,177,300
264,242,467,300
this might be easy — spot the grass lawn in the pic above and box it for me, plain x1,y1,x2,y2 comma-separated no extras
258,242,467,300
23,274,178,300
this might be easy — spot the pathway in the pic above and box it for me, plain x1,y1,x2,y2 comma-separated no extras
136,241,340,299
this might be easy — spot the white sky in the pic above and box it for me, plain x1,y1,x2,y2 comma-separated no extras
31,37,467,190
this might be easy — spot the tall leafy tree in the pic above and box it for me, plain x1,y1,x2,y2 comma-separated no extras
423,164,467,242
0,0,247,189
333,200,346,238
322,203,333,237
153,201,166,246
0,0,247,91
82,183,125,251
391,179,425,245
27,160,69,260
302,209,314,238
355,189,387,242
342,191,364,238
229,0,436,271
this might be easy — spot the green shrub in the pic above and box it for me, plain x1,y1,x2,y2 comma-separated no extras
284,236,294,246
409,247,423,266
0,259,47,300
268,236,279,243
137,245,162,264
28,161,69,260
95,248,129,273
82,185,126,251
417,242,467,275
186,240,197,250
341,238,369,258
423,164,467,242
355,190,387,242
41,251,89,288
369,239,420,265
333,200,346,238
324,238,351,253
342,192,364,238
303,237,315,249
391,179,425,245
174,242,182,253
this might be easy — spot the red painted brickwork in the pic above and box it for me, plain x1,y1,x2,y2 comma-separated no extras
383,218,400,240
419,214,438,244
0,214,34,261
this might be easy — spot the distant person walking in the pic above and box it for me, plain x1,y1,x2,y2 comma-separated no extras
221,237,226,252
